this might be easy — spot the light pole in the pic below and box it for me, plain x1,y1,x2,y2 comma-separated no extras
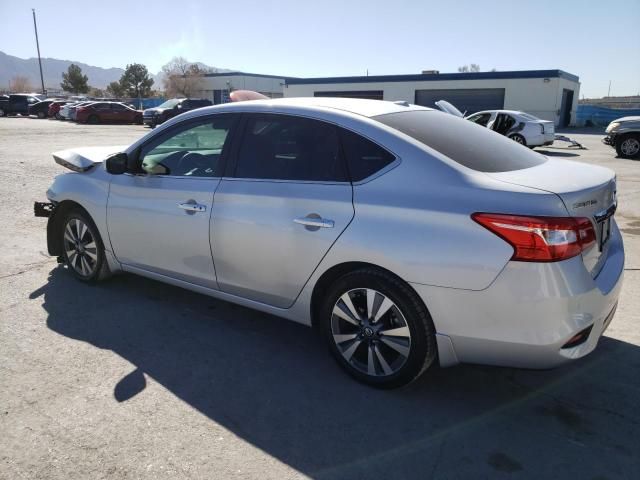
32,8,45,94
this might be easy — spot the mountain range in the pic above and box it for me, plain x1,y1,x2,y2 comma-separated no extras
0,51,228,91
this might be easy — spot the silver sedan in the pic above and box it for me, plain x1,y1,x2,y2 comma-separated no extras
36,98,624,388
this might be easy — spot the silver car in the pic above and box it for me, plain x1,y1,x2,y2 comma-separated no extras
35,98,624,388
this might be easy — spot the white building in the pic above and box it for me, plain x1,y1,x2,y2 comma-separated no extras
195,72,287,104
284,70,580,127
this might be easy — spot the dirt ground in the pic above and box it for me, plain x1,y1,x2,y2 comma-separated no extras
1,117,639,479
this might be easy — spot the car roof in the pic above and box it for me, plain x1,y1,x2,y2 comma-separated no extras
470,109,527,116
185,97,431,119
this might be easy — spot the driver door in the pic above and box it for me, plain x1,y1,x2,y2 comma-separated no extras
107,114,238,289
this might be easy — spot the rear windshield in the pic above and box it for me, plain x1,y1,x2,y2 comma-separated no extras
374,110,547,172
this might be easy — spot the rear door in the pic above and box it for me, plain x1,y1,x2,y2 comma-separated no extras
211,113,354,308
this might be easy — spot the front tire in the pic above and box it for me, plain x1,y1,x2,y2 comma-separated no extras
320,269,437,388
509,134,527,146
60,209,110,283
616,134,640,159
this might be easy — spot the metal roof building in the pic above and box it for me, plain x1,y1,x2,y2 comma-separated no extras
284,70,580,126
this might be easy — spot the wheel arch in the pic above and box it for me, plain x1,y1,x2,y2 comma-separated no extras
309,261,430,330
47,200,94,256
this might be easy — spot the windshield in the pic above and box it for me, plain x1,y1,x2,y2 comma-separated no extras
157,99,181,109
374,110,547,172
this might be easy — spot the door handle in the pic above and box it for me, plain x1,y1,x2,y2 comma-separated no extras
178,202,207,212
293,216,334,229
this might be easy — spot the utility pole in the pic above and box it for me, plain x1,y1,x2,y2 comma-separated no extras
32,8,45,94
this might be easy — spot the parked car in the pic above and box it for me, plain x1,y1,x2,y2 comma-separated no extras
603,116,640,159
35,98,622,388
28,99,56,118
75,102,143,124
143,98,212,127
0,94,42,117
69,101,97,121
435,100,555,148
48,101,71,119
58,102,80,120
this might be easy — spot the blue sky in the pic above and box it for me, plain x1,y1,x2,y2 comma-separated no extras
1,0,638,98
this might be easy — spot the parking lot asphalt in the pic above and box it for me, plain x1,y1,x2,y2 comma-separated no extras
1,117,639,480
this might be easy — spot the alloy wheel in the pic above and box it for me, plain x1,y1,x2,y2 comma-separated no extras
621,138,640,157
511,135,525,144
63,218,98,277
331,288,412,377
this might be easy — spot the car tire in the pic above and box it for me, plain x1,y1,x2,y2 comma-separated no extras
615,134,640,159
0,108,5,117
60,208,110,283
509,134,527,146
37,111,46,119
320,268,437,389
88,114,99,124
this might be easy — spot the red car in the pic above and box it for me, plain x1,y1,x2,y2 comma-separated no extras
75,102,142,124
48,101,70,119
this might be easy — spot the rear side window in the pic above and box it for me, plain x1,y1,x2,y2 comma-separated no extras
374,110,547,172
340,129,396,181
235,114,346,182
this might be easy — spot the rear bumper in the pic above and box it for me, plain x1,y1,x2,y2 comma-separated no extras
413,221,624,369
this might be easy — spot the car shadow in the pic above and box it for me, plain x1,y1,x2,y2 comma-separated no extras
31,267,640,479
535,149,581,157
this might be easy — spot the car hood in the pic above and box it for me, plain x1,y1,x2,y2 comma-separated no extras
612,116,640,123
434,100,464,117
144,108,166,114
52,145,127,172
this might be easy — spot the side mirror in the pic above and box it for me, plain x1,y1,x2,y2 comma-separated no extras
105,152,128,175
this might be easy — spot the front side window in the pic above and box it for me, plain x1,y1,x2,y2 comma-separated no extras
139,115,234,177
235,114,346,182
467,113,492,127
111,103,126,111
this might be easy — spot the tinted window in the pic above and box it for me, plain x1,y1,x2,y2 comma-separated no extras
111,103,126,111
340,129,395,181
235,114,346,181
139,115,233,177
93,103,110,110
374,110,547,172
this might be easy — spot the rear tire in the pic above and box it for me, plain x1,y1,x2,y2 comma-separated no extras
509,134,527,146
320,268,437,388
60,208,110,283
616,134,640,159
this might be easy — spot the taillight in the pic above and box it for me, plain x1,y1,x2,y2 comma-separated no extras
472,213,596,262
77,107,86,112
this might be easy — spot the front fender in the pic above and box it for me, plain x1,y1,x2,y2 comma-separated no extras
46,166,112,254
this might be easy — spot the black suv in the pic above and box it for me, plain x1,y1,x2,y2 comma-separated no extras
0,94,43,117
142,98,212,127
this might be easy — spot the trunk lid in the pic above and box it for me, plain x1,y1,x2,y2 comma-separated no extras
487,158,617,277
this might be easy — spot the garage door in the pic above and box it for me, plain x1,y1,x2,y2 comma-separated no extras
415,88,505,115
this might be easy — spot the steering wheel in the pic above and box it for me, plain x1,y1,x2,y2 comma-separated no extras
176,152,210,176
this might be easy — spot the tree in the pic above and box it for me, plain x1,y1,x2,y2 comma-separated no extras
61,64,89,93
457,64,481,73
119,63,154,99
161,57,212,98
106,81,125,98
10,75,32,92
89,87,105,97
